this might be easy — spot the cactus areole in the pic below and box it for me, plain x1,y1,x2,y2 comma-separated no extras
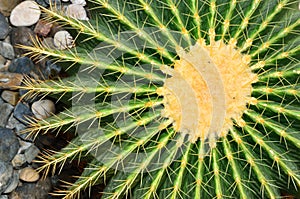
158,40,258,147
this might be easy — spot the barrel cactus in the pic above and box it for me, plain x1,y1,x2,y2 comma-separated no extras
21,0,299,198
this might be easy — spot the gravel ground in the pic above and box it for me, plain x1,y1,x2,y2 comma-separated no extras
0,0,89,198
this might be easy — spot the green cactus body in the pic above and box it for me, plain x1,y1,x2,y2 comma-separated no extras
21,0,300,198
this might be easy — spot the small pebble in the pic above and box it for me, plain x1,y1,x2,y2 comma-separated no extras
66,4,88,20
10,1,41,27
8,57,35,75
0,0,21,16
71,0,86,6
19,167,40,182
0,72,23,89
0,103,14,127
3,171,19,194
0,161,13,193
0,13,9,40
0,128,19,162
54,30,74,50
1,90,19,106
0,41,15,59
34,20,53,37
24,145,40,163
12,154,26,168
32,99,56,119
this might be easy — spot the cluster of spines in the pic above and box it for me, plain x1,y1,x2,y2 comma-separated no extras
19,0,300,198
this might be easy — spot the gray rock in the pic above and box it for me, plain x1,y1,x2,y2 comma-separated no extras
3,34,10,43
12,154,26,168
10,1,41,27
17,141,32,154
44,60,62,79
35,0,48,7
9,177,52,199
0,103,14,127
0,55,6,65
0,13,9,39
10,27,35,56
0,161,13,194
3,170,19,194
6,114,26,132
8,57,34,75
13,102,33,125
9,187,33,199
0,128,19,162
16,130,31,141
66,4,88,20
0,195,8,199
35,178,52,198
24,145,40,163
0,64,5,71
0,42,15,60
